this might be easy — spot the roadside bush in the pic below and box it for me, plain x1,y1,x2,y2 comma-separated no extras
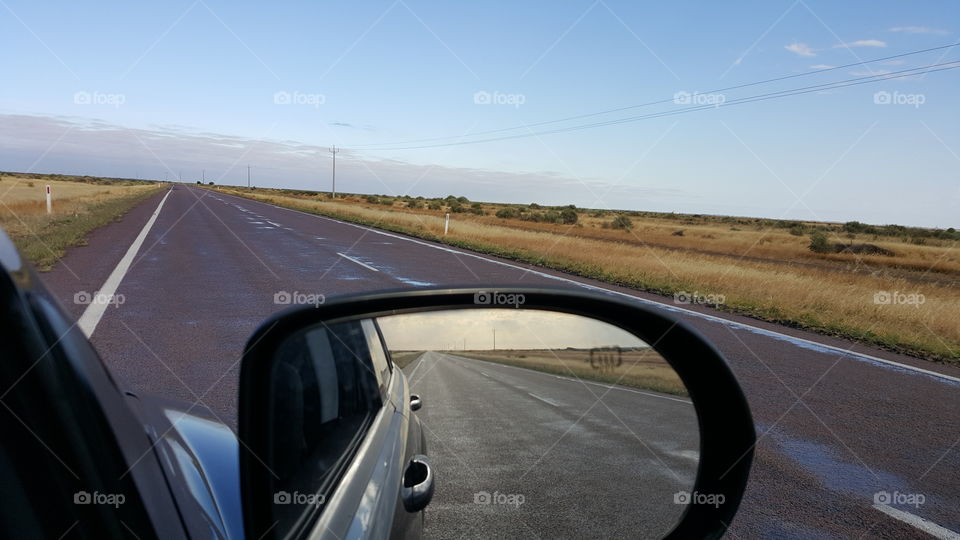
610,215,633,230
808,231,831,253
428,201,442,210
496,208,518,219
365,195,379,204
789,226,805,236
559,208,578,225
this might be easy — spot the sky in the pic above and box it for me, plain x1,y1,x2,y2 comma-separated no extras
376,309,648,351
1,1,958,227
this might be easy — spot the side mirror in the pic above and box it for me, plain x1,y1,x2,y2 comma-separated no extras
239,287,755,539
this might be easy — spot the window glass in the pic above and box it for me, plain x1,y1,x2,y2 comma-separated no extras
267,319,382,535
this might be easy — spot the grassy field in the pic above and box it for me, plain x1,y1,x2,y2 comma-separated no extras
0,172,164,270
454,349,688,396
210,185,959,363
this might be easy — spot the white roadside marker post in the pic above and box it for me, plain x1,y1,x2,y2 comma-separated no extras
45,185,52,214
444,213,450,235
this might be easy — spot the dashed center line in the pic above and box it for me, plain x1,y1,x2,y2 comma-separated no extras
527,392,560,407
337,252,379,272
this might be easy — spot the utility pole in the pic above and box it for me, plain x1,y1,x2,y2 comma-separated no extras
247,165,251,188
179,170,182,182
202,169,205,183
330,145,340,198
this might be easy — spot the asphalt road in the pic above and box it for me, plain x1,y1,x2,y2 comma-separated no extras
402,352,698,539
42,184,960,539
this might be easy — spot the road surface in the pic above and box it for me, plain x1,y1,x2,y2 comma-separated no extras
41,184,960,539
402,351,698,538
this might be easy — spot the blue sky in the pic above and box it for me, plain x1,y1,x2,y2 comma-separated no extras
1,0,958,226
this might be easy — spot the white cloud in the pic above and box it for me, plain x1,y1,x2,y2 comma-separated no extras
889,26,948,35
809,64,835,69
785,42,816,57
834,39,887,48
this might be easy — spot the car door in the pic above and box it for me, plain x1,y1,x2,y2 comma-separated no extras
0,237,184,539
246,317,431,539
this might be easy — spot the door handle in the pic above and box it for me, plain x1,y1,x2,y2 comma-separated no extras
400,455,434,513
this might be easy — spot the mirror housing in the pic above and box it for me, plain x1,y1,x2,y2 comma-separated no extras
239,286,755,539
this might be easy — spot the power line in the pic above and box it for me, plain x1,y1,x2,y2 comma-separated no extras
352,41,960,149
357,61,960,150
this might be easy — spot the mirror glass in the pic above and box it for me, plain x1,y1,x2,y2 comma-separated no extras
264,308,698,538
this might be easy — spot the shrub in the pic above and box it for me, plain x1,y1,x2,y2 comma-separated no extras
808,232,831,253
495,208,518,219
428,201,442,210
789,226,805,236
610,215,632,230
559,208,578,225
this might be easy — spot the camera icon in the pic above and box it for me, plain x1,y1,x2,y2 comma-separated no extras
473,491,491,505
73,91,92,105
274,291,292,304
673,291,691,304
873,91,891,105
273,91,292,105
874,491,891,505
673,91,691,105
74,491,91,504
474,291,491,305
274,491,291,504
873,291,892,305
673,491,691,504
473,91,491,105
74,291,92,305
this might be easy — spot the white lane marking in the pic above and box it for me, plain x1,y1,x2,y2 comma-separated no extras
872,504,960,540
337,252,379,272
266,221,281,227
213,190,957,384
528,392,560,407
77,189,172,338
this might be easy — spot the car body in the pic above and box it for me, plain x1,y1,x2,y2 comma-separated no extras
0,228,428,539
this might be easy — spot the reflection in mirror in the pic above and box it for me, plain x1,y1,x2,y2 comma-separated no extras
378,309,698,538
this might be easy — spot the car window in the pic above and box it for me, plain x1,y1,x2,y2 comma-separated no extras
267,319,382,536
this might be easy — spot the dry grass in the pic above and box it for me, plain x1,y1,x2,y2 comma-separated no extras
454,349,688,396
0,173,163,270
211,186,960,362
